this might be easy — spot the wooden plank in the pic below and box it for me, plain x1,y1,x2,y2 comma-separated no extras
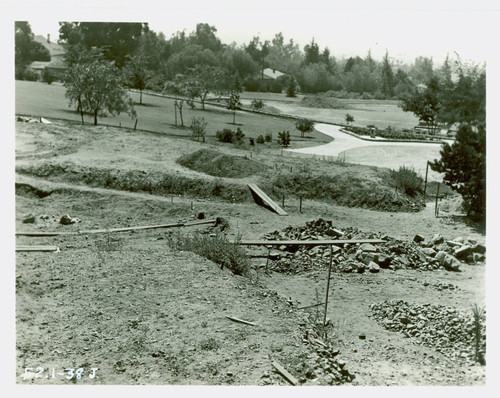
297,302,325,310
237,239,385,246
272,361,298,386
16,219,217,237
247,183,288,216
16,246,60,252
225,316,257,326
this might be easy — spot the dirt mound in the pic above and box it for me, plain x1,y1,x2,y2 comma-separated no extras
177,149,264,178
267,173,425,213
16,162,250,203
15,182,53,198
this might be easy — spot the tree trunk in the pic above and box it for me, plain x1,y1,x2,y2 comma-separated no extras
233,109,236,124
94,109,98,126
179,108,184,127
78,97,84,125
140,89,143,105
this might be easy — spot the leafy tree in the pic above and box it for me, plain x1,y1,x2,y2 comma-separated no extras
184,65,231,110
15,21,51,77
226,91,242,124
58,22,147,67
165,44,219,77
345,113,354,125
221,47,258,79
41,68,55,84
431,123,485,220
125,54,151,105
245,36,269,78
64,58,136,125
189,23,222,53
295,119,315,138
298,63,335,93
190,117,208,142
410,56,435,85
265,32,303,75
400,77,441,134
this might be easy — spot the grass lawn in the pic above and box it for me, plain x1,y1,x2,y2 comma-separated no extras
15,81,331,149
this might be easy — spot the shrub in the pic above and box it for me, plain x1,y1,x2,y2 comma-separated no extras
190,117,207,142
278,130,291,147
251,99,264,110
390,166,423,197
216,128,234,143
233,127,245,143
42,68,55,84
264,132,272,142
248,137,255,146
167,231,250,276
256,135,265,144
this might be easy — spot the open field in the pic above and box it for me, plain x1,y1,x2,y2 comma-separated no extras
15,81,331,149
15,85,485,386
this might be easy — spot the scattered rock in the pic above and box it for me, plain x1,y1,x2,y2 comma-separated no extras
430,234,444,245
23,214,36,224
413,234,425,243
367,261,380,273
60,214,80,225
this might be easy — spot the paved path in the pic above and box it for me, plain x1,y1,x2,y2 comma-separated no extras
288,124,450,177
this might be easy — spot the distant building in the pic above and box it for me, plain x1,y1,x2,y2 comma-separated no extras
29,35,66,79
261,68,286,80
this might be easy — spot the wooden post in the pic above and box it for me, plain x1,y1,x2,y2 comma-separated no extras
435,183,440,217
323,247,334,339
282,194,285,208
134,119,138,131
265,247,270,274
299,197,303,213
174,100,177,126
424,161,429,195
191,201,194,210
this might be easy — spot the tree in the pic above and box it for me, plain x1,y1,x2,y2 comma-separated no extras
125,54,151,105
226,91,242,124
190,117,208,142
345,113,354,125
58,22,147,67
380,51,395,98
304,38,320,65
184,65,231,110
278,130,291,147
64,58,136,125
295,119,315,138
15,21,51,77
245,36,269,78
400,77,441,134
286,75,297,97
431,123,485,220
175,99,185,127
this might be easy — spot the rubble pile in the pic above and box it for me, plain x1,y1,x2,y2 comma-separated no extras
261,219,486,274
370,300,486,362
297,318,355,385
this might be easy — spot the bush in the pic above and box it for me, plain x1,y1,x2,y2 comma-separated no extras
16,67,39,81
216,128,234,143
41,68,55,84
248,137,255,146
264,132,273,142
390,166,423,197
278,130,291,147
215,127,245,143
167,231,250,276
256,135,265,144
251,99,264,110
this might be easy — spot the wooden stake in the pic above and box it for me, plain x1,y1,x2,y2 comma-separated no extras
323,247,334,338
424,161,429,195
282,194,285,208
191,201,193,210
134,118,138,130
265,247,271,274
226,316,257,326
435,183,440,217
299,197,303,213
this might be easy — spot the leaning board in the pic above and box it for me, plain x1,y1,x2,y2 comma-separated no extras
247,183,288,216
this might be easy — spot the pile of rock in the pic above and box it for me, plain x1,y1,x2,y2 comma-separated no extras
370,300,486,362
298,323,355,384
262,219,486,274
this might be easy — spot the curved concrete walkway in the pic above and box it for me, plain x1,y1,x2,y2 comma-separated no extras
288,124,451,177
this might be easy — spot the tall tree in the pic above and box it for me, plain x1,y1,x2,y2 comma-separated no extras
245,36,269,78
58,22,147,67
380,51,395,98
400,77,441,133
15,21,51,72
226,90,242,124
189,23,222,53
184,65,231,110
304,38,320,65
124,54,151,105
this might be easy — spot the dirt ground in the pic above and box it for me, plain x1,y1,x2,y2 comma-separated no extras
14,118,486,386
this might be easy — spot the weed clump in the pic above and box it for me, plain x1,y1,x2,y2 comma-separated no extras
390,165,423,197
167,231,250,276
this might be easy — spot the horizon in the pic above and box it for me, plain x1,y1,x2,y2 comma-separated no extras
26,7,491,67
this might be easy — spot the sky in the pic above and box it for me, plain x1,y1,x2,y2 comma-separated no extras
12,0,499,66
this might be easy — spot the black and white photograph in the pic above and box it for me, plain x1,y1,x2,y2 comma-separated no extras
3,0,498,394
